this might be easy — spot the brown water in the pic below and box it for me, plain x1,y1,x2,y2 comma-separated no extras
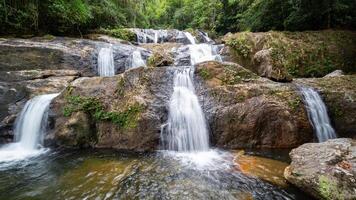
0,149,313,200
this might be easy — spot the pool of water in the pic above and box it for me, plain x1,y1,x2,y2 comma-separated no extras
0,148,313,200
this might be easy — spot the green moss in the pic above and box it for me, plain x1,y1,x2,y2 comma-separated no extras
63,88,143,129
147,55,155,67
97,28,136,42
42,34,56,40
319,175,344,200
199,68,212,80
116,77,125,96
221,65,257,85
227,31,356,78
330,105,344,118
226,32,253,58
288,97,301,111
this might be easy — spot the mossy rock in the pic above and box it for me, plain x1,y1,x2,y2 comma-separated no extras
224,30,356,79
196,61,259,86
147,52,174,67
96,28,136,42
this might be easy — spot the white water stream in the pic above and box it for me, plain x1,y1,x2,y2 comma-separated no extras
126,50,146,70
0,93,59,163
162,67,210,152
300,87,337,142
98,47,115,77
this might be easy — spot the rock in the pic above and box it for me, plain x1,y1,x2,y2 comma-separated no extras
0,73,79,143
0,36,152,76
46,67,174,151
223,30,356,79
324,70,344,78
284,138,356,200
140,43,179,67
195,61,313,148
295,75,356,139
147,52,174,67
234,151,289,187
253,49,292,82
0,69,80,82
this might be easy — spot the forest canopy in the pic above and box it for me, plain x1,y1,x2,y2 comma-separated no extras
1,0,355,35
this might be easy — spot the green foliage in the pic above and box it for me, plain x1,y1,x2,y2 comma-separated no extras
227,31,356,78
97,28,136,41
0,0,355,35
226,32,252,58
288,98,301,111
221,65,257,85
45,0,92,34
63,89,143,129
199,68,212,80
217,0,356,34
319,175,344,200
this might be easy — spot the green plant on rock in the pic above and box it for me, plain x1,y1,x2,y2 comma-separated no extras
221,65,257,85
98,28,136,42
63,92,143,129
288,97,301,111
319,175,344,200
198,68,212,80
227,32,253,58
116,77,125,96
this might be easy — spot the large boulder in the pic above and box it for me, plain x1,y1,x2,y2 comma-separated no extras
284,138,356,200
223,30,356,80
46,67,174,151
295,75,356,139
195,61,313,148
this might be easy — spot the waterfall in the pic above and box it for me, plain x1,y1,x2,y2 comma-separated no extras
134,29,167,43
300,87,337,142
161,67,209,152
189,44,222,65
126,50,146,70
0,93,59,162
98,47,115,77
184,32,196,44
198,31,213,43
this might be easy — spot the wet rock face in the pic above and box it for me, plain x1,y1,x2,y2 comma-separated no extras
0,37,152,76
47,67,175,151
284,138,356,200
195,61,313,148
0,70,79,143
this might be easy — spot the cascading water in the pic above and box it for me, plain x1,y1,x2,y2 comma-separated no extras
98,47,115,77
198,31,213,43
184,32,196,44
134,29,168,43
161,67,210,152
189,44,222,65
300,86,337,142
0,93,59,162
126,50,146,70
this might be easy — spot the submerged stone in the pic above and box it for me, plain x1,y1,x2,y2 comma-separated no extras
234,151,289,187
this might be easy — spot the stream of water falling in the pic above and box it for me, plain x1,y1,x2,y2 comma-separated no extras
184,32,196,44
0,93,59,163
300,86,337,142
126,50,146,70
98,47,115,77
162,67,210,152
189,43,222,65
